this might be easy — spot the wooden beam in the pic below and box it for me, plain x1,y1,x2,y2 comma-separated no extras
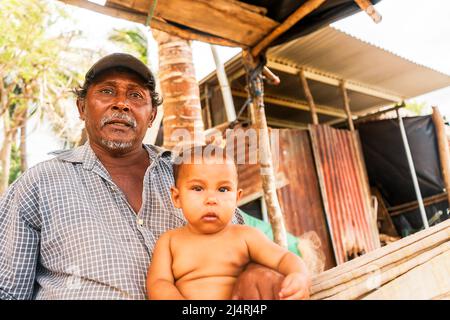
58,0,243,47
300,69,319,125
388,192,448,217
203,84,212,129
431,106,450,207
231,90,347,118
340,80,354,131
354,0,382,23
242,51,288,248
251,0,326,57
107,0,278,47
267,60,404,102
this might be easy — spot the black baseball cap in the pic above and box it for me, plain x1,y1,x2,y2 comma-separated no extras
85,53,154,83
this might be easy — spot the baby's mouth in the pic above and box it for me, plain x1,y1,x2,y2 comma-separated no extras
202,212,219,222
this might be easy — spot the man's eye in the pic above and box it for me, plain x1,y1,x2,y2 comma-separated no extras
100,88,113,95
129,92,143,99
218,187,230,192
191,186,203,192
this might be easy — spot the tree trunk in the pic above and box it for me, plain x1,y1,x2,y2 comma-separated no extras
0,112,13,194
19,115,27,172
153,30,204,150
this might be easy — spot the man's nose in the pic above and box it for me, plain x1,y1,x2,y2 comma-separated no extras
111,95,130,112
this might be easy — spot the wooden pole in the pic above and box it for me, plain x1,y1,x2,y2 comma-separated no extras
243,51,288,248
210,44,237,122
204,84,213,129
251,0,326,57
340,80,354,131
300,69,319,125
58,0,244,48
354,0,382,23
431,106,450,207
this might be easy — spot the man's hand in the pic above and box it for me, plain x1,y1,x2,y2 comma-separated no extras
279,272,311,300
231,263,284,300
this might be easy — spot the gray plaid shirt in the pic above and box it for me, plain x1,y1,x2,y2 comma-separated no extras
0,143,243,300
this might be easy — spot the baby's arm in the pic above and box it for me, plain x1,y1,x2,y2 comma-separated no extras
243,226,311,300
146,231,185,300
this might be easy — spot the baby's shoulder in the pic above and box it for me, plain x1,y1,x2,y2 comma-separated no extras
156,227,184,243
227,224,261,237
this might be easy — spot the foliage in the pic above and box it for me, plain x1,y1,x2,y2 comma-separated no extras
108,27,149,64
0,0,88,189
404,101,428,116
8,144,21,185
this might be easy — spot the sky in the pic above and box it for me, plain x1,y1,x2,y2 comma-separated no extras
25,0,450,166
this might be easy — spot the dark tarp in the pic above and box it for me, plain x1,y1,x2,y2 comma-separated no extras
242,0,383,48
171,0,383,49
357,116,449,236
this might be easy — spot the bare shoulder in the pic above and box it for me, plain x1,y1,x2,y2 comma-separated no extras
156,226,184,243
228,224,266,240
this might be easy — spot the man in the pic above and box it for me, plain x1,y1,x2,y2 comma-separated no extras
0,53,285,300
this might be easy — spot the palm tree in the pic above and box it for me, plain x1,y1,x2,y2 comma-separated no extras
108,27,204,150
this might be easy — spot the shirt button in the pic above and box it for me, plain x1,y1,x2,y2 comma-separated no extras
137,219,144,226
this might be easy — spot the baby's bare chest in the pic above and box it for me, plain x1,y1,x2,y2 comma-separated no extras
171,236,250,282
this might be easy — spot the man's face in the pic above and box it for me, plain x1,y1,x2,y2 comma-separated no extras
77,69,156,154
171,159,243,235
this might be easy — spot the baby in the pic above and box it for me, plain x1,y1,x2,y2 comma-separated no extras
146,145,311,300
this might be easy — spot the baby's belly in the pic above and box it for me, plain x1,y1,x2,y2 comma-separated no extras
176,276,237,300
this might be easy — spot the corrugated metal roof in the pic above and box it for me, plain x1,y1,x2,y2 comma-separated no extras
199,25,450,126
268,26,450,100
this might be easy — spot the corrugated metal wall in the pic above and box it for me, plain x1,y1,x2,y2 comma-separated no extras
309,125,380,265
236,128,336,270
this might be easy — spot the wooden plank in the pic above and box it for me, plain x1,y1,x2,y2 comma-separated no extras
252,0,326,56
58,0,242,47
363,251,450,299
231,90,347,118
107,0,279,47
311,219,449,288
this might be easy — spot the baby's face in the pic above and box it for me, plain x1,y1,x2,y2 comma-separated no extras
171,159,242,234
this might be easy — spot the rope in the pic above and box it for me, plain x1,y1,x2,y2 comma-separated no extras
225,54,267,132
145,0,158,27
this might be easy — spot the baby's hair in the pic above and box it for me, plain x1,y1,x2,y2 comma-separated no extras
172,144,236,185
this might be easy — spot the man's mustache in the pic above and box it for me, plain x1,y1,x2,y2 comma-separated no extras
100,112,137,129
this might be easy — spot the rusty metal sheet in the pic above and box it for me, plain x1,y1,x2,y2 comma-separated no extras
310,124,378,265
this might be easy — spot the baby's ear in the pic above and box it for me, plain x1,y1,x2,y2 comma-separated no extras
170,186,181,208
236,188,243,202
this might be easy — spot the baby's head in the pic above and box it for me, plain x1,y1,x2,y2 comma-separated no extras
171,144,243,234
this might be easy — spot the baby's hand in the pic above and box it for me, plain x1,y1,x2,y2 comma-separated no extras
279,272,311,300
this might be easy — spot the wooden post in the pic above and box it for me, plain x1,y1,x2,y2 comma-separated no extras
340,80,354,131
243,51,288,248
354,0,382,23
251,0,326,57
204,84,213,129
431,106,450,207
300,69,319,125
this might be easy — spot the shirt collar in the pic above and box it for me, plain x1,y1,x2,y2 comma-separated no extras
54,142,173,171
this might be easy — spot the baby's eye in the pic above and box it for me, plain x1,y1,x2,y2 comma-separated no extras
218,187,230,193
191,186,203,192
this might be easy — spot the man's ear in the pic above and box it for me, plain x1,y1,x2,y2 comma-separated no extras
77,98,86,121
148,106,157,128
170,186,181,208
